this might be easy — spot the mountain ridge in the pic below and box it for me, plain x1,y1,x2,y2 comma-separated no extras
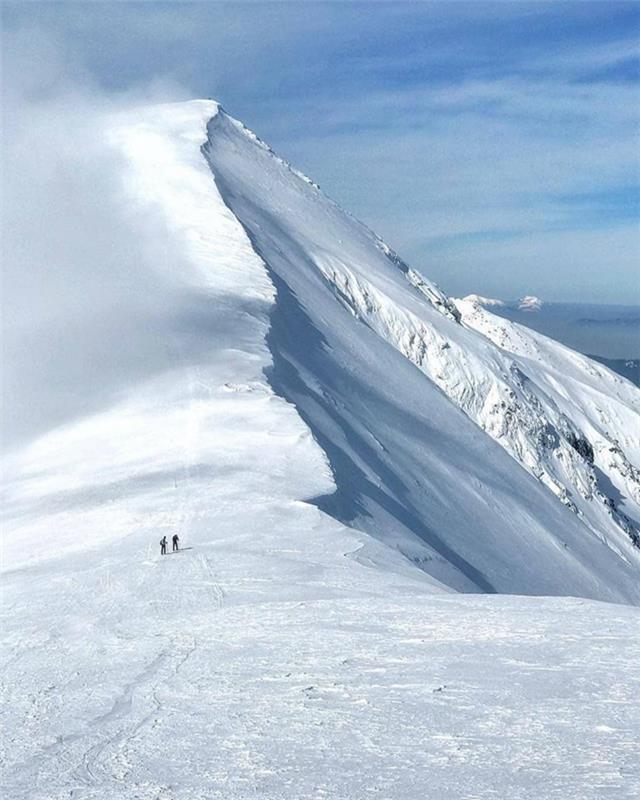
3,99,640,800
201,103,640,598
3,100,638,600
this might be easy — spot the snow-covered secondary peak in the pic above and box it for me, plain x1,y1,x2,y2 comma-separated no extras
3,99,640,799
461,293,506,307
518,294,543,311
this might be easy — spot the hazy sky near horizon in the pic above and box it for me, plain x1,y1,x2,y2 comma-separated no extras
3,1,639,303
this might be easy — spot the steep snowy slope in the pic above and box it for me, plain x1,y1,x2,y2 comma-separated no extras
3,99,640,597
202,106,640,596
2,100,419,586
2,101,640,800
455,298,640,542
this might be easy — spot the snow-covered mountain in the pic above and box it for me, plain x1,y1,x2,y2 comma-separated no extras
2,101,640,799
200,105,640,582
5,99,638,597
518,295,543,311
461,294,543,311
461,293,506,307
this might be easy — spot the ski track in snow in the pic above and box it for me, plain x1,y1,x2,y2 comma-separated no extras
2,100,640,799
4,561,640,799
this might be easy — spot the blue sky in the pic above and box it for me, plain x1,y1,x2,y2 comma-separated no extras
3,1,639,303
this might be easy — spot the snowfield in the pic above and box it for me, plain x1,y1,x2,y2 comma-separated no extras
4,553,640,799
2,100,639,799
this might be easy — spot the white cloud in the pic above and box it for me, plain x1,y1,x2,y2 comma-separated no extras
1,23,200,448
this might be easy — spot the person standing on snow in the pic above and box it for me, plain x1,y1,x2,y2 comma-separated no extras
172,533,180,552
160,536,167,556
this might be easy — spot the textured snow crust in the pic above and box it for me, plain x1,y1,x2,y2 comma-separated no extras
2,101,640,799
4,558,640,799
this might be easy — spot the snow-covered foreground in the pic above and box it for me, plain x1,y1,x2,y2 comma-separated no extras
2,100,640,798
3,538,640,800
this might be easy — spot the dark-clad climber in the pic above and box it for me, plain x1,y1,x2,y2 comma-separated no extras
172,533,180,552
160,535,167,556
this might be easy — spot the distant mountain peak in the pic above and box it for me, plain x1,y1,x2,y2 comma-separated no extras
461,293,506,307
518,295,543,311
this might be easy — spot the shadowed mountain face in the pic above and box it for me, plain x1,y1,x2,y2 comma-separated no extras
202,107,640,600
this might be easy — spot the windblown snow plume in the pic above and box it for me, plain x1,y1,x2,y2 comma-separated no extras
2,101,639,800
